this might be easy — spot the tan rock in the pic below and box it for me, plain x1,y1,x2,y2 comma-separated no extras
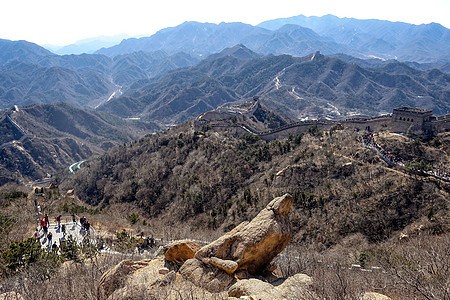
228,278,273,297
273,273,314,298
228,273,316,300
99,257,227,299
105,257,174,300
0,292,24,300
179,258,236,292
98,259,153,300
361,292,392,300
203,257,239,274
196,194,293,274
164,240,201,264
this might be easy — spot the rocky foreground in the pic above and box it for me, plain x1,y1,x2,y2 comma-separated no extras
97,194,391,300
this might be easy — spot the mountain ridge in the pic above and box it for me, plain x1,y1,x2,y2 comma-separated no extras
0,39,200,109
258,14,450,63
95,17,450,63
98,49,450,123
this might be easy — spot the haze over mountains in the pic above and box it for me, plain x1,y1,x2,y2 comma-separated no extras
258,14,450,63
45,34,130,55
96,16,450,63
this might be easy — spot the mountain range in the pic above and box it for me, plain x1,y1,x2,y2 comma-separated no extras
0,39,199,109
45,34,130,55
0,15,449,126
96,17,450,63
259,14,450,63
98,46,450,123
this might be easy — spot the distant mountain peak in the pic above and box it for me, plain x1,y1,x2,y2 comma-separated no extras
310,51,324,61
258,15,450,63
211,44,262,60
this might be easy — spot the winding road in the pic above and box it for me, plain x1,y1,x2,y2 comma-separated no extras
69,160,85,174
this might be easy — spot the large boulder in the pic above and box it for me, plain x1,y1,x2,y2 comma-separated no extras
98,257,225,299
163,240,201,264
98,194,294,296
195,193,293,274
227,273,317,299
98,259,153,300
179,258,237,293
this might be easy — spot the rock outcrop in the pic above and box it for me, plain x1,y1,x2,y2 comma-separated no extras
98,256,225,299
228,273,316,299
177,194,293,292
179,258,237,293
99,194,301,297
195,193,293,275
98,259,154,300
163,240,201,264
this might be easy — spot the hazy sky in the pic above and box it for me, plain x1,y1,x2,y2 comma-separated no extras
1,0,449,46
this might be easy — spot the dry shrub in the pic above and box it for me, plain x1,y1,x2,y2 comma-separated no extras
274,232,450,300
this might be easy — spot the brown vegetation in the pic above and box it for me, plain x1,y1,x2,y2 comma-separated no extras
0,124,448,299
66,124,449,247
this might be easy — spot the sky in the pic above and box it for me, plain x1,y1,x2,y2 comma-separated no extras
1,0,449,46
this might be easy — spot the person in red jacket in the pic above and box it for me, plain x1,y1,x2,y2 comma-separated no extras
44,214,49,227
56,215,61,228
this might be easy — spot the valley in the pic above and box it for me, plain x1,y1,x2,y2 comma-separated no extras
0,103,161,185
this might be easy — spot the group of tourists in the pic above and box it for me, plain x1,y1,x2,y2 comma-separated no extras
35,213,80,252
137,232,156,253
361,131,450,182
34,222,58,252
79,216,91,235
33,209,97,255
361,131,403,166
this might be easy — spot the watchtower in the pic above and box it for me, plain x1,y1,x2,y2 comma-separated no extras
392,107,433,135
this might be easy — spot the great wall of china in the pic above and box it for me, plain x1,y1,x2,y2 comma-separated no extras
194,100,450,141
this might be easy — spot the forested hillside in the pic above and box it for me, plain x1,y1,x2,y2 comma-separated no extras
67,123,449,246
